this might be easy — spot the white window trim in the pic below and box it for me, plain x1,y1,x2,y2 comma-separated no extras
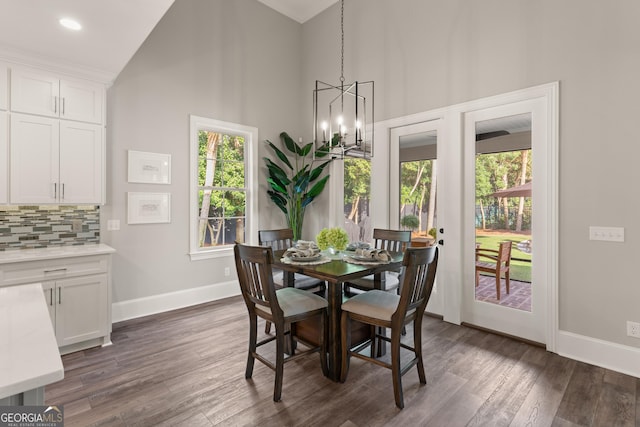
189,115,258,261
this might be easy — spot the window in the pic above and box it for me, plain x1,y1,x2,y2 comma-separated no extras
189,116,257,260
343,157,372,243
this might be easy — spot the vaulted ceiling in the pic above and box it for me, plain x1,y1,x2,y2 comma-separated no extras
0,0,332,82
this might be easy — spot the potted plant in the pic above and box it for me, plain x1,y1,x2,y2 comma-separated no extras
265,132,333,240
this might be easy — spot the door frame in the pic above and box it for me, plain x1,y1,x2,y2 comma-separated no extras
379,82,559,351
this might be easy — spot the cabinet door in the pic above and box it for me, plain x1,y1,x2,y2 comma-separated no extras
59,121,103,204
55,274,108,347
41,282,56,329
10,113,59,203
0,63,7,110
60,79,104,124
0,111,7,203
10,68,59,118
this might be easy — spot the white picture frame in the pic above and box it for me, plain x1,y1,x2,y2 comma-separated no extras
128,150,171,184
127,192,171,224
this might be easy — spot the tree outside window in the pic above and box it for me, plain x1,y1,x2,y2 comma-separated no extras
198,131,246,247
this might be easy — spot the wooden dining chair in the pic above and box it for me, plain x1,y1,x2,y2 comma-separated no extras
233,243,328,402
343,228,411,295
259,228,326,333
340,246,439,409
475,241,512,300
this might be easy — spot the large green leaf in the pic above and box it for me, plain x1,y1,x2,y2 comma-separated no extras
292,164,310,185
306,174,330,198
309,160,332,182
265,159,291,185
266,177,288,195
280,132,299,155
294,173,310,194
299,142,314,157
267,191,288,214
265,141,293,170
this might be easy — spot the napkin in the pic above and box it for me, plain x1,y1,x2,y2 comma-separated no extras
354,248,391,262
346,241,371,251
284,246,320,259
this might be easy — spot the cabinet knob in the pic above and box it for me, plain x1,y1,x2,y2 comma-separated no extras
438,239,444,245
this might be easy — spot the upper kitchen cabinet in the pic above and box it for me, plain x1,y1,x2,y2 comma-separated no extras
10,113,103,205
0,64,7,110
10,66,104,124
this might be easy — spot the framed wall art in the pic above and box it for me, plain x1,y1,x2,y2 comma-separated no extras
127,192,171,224
128,150,171,184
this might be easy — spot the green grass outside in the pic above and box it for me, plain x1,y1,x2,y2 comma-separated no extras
475,233,531,282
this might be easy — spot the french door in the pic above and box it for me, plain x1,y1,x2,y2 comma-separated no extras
462,97,550,344
389,119,444,315
387,84,558,347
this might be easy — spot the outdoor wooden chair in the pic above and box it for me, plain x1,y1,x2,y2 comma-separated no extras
259,228,326,333
475,241,512,300
340,246,439,409
233,243,328,402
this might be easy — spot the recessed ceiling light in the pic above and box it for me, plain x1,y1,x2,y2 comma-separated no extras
59,18,82,31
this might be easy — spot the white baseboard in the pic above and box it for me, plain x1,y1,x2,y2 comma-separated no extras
111,280,240,323
556,330,640,378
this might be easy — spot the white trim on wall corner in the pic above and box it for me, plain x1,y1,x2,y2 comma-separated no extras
111,281,240,323
557,330,640,379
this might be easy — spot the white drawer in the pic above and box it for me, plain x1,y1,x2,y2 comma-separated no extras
0,255,108,288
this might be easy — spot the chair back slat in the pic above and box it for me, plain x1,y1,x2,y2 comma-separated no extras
259,229,295,251
394,246,439,323
373,228,411,253
234,243,283,318
499,241,512,267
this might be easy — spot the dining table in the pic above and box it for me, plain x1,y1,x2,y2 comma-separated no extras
272,249,404,382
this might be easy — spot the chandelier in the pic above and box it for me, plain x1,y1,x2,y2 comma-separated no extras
313,0,374,159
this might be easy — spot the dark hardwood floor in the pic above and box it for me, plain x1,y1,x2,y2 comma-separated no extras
46,296,640,426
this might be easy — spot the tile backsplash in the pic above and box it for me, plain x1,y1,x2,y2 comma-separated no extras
0,205,100,250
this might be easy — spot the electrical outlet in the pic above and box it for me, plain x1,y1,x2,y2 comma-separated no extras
627,321,640,338
224,267,230,277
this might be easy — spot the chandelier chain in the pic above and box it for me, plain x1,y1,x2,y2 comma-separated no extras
340,0,344,83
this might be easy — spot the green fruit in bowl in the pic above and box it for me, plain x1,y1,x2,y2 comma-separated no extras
316,227,349,251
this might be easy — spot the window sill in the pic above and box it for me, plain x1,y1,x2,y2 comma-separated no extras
189,247,233,261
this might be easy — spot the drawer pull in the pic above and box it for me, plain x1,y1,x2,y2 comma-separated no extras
44,268,68,274
49,288,54,306
58,287,62,304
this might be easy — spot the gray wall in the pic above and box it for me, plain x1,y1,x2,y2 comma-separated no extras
104,0,301,303
303,0,640,348
105,0,640,349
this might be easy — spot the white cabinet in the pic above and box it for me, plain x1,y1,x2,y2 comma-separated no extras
0,111,6,204
42,274,109,348
10,67,103,124
0,63,7,111
10,113,103,204
0,246,114,355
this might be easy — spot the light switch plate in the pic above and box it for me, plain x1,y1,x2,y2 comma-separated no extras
107,219,120,231
589,226,624,242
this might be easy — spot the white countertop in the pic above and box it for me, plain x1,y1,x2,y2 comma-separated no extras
0,243,115,265
0,283,64,399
